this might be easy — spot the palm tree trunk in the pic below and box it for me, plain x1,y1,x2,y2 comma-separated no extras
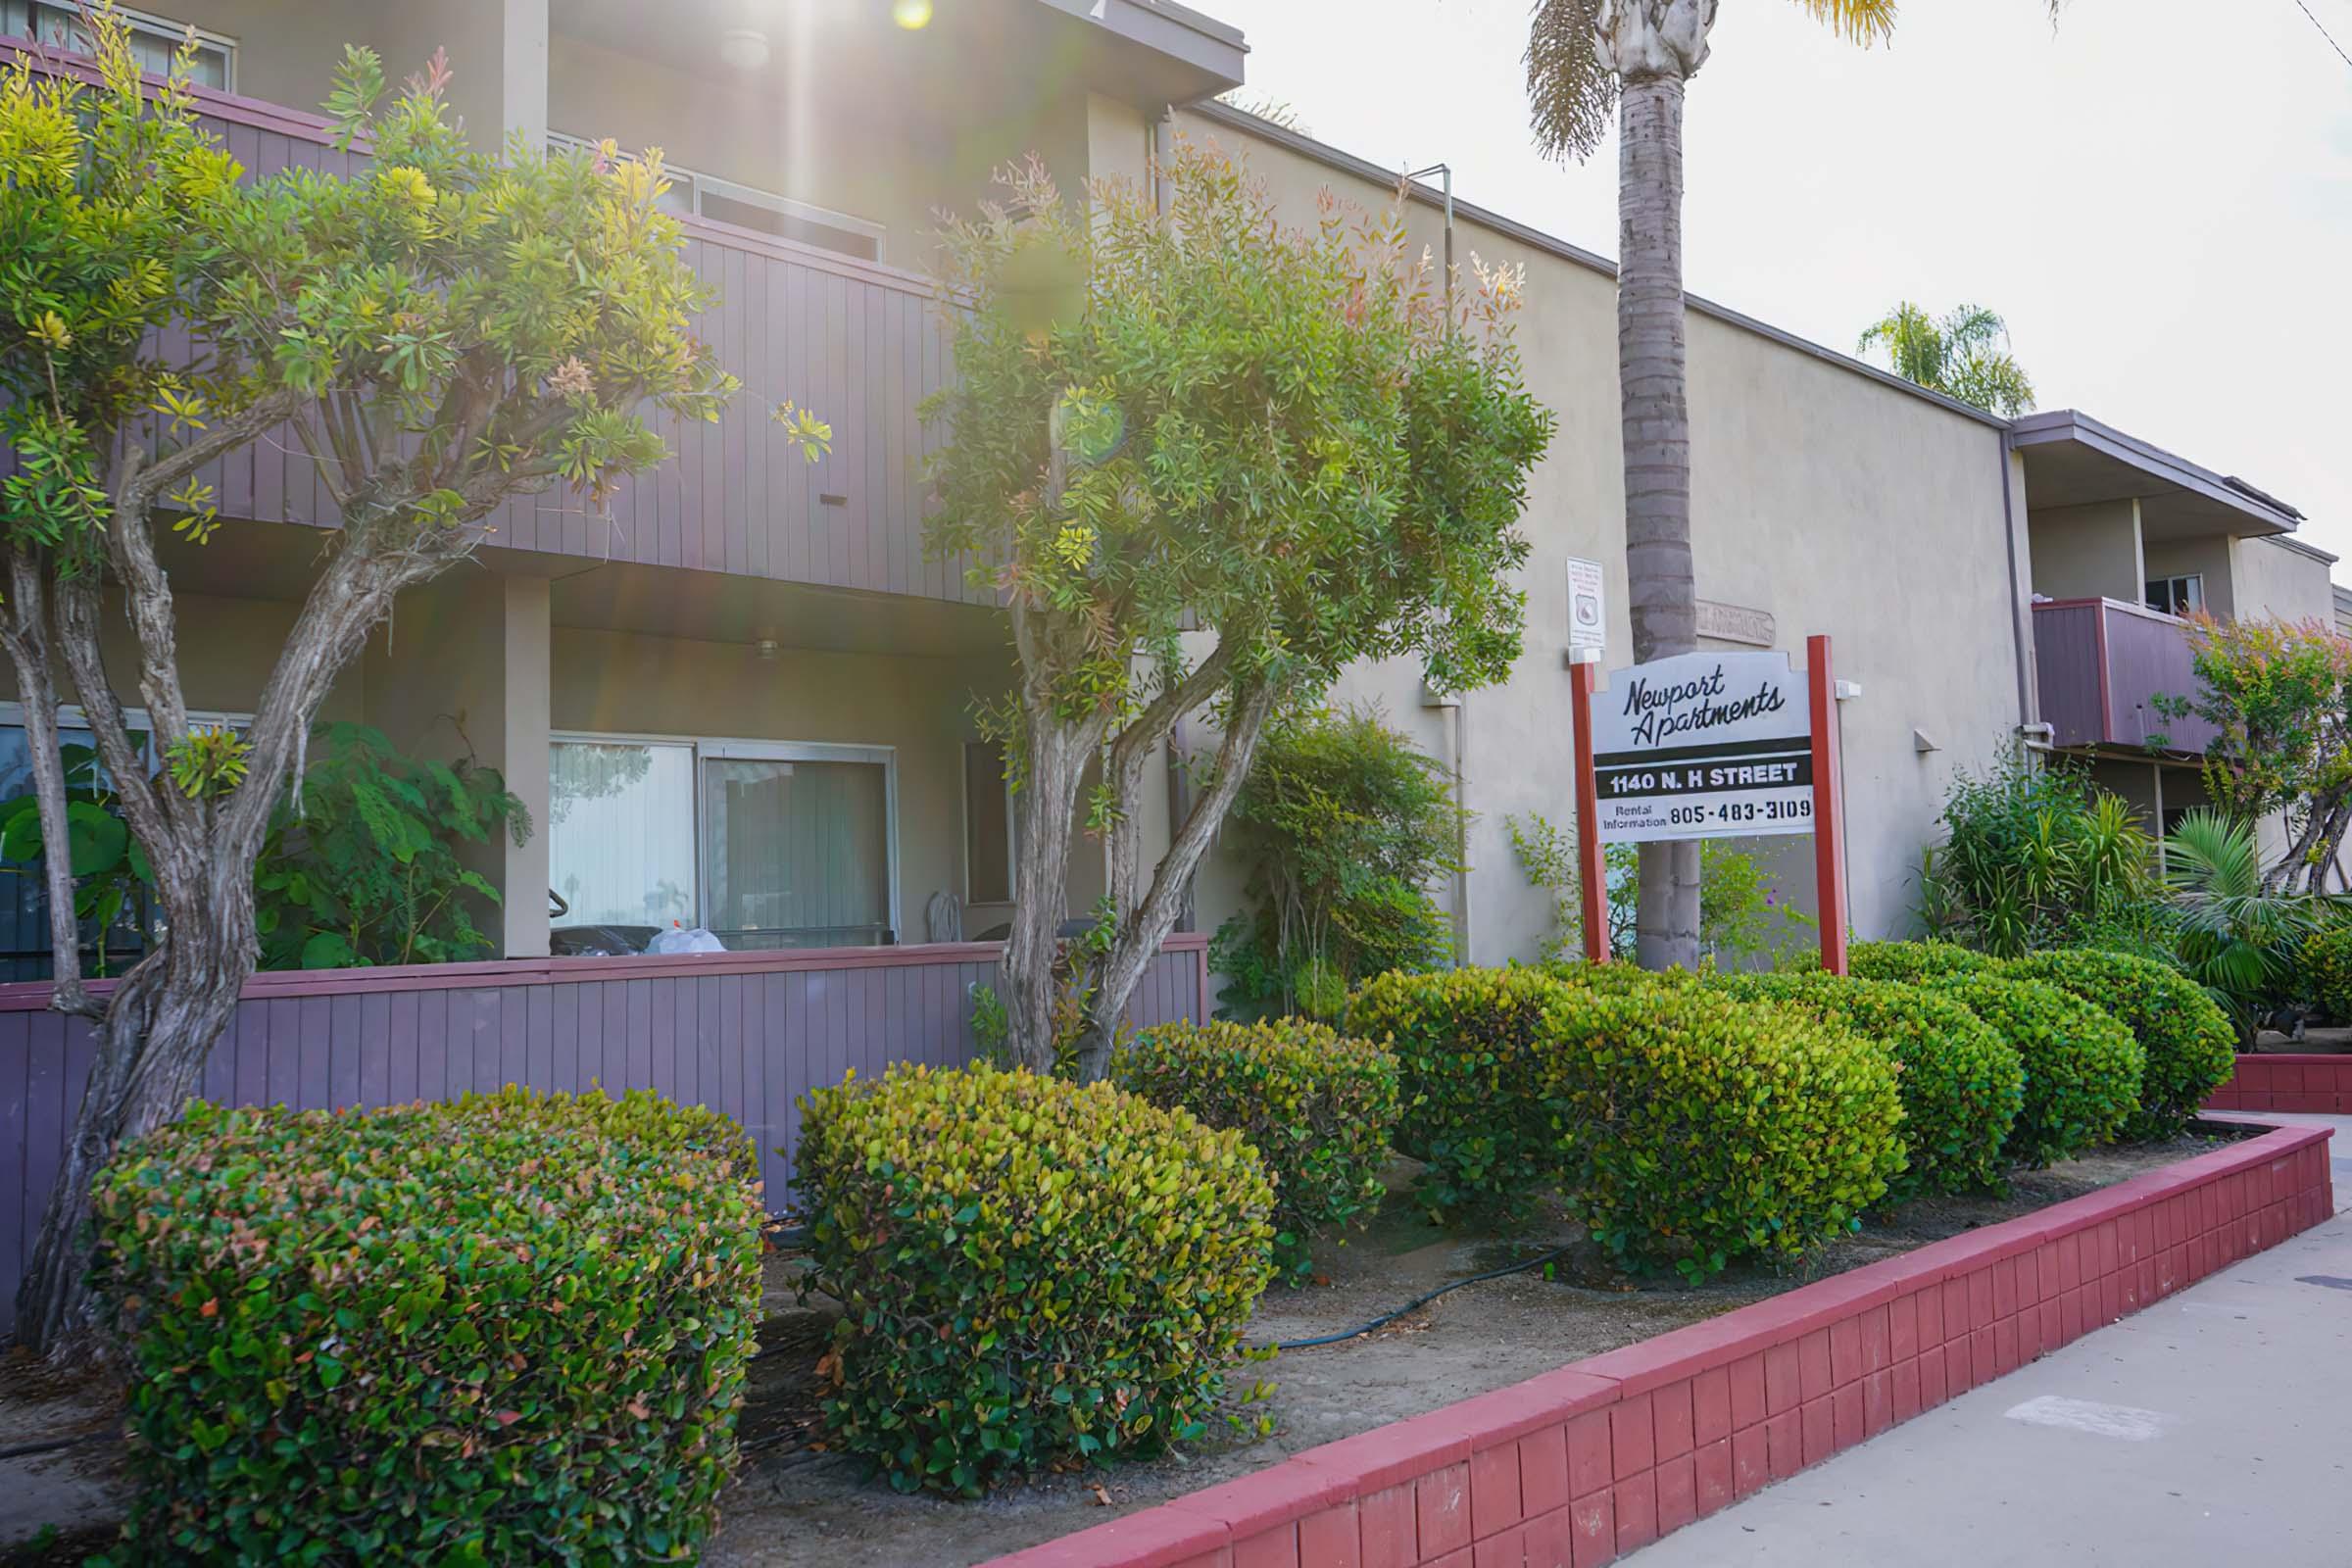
1617,68,1701,970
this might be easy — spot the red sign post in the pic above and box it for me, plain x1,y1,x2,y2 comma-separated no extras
1567,637,1848,974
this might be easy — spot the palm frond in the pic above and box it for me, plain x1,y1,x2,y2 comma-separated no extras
1526,0,1616,164
1791,0,1898,46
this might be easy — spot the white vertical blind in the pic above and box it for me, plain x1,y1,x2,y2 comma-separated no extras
548,742,697,927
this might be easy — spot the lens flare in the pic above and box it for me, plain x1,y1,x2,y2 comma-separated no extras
892,0,933,28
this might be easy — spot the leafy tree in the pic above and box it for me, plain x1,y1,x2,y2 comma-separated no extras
1857,301,2036,416
0,10,814,1350
1210,706,1462,1019
2154,614,2352,894
925,142,1552,1079
1523,0,2067,970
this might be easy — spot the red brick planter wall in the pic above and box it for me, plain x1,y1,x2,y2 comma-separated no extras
2206,1054,2352,1114
987,1122,2334,1568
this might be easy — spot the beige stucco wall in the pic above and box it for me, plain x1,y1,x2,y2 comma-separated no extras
0,588,363,722
160,0,512,142
2140,534,2236,620
2231,536,2335,625
1166,110,2025,958
2027,500,2144,605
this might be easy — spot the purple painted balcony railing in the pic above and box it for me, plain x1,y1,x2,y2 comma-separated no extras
2032,597,2219,755
0,41,980,605
0,936,1212,1336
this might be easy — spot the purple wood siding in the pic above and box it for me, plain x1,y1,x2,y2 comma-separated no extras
0,937,1206,1336
0,48,979,606
2032,599,2218,755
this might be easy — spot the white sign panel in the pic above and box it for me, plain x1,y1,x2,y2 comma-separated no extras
1590,650,1815,843
1567,558,1606,656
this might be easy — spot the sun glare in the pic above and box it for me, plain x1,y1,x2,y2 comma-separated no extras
893,0,933,29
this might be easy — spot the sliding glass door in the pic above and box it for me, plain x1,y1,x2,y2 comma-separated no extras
700,744,894,950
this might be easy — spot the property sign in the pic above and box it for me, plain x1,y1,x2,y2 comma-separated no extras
1695,599,1777,649
1589,650,1815,843
1567,558,1607,657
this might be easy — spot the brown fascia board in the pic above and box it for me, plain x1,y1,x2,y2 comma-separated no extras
1187,98,2013,433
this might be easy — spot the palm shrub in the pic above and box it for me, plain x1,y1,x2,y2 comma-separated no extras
1210,707,1463,1020
1924,973,2143,1165
2009,950,2235,1138
2162,809,2338,1040
1721,971,2023,1198
1536,984,1906,1282
1346,966,1574,1224
795,1063,1274,1495
87,1090,763,1564
1114,1018,1402,1283
1850,940,1997,985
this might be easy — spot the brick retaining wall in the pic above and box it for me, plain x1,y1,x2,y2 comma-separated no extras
2206,1054,2352,1114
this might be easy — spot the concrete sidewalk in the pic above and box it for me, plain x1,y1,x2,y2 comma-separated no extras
1637,1117,2352,1568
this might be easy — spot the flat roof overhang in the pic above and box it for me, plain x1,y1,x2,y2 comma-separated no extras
2011,409,2304,545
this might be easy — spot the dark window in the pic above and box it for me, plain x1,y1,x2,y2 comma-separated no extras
2144,574,2204,617
697,191,881,262
963,741,1012,906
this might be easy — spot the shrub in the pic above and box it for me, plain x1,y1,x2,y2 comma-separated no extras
2010,950,2236,1139
795,1063,1274,1495
1850,940,1995,985
2303,924,2352,1023
1510,818,1813,967
1115,1018,1402,1282
1923,973,2143,1165
1721,971,2023,1198
1537,985,1906,1281
1346,966,1573,1223
1916,753,2156,955
88,1090,763,1565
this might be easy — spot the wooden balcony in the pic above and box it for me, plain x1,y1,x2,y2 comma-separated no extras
2032,598,2219,755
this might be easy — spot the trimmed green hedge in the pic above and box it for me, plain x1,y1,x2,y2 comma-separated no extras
1850,940,1997,985
1925,972,2144,1165
1721,971,2024,1198
1537,984,1906,1281
1115,1017,1401,1282
795,1063,1274,1495
89,1090,763,1565
2009,950,2235,1139
2300,925,2352,1024
1347,966,1573,1222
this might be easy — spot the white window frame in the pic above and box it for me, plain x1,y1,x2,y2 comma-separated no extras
0,700,252,747
553,729,901,946
960,737,1016,906
4,2,237,90
546,129,886,263
2144,573,2205,618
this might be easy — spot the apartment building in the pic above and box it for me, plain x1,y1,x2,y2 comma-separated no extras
0,0,2337,1318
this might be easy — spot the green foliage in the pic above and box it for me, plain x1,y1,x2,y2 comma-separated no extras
2008,949,2235,1140
1720,971,2023,1198
0,743,153,974
2301,924,2352,1024
1923,972,2144,1166
87,1089,763,1564
1345,966,1572,1224
1536,984,1906,1282
1916,755,2156,956
1114,1018,1401,1282
1856,302,2036,416
794,1063,1276,1495
1849,940,1998,985
256,723,528,969
2160,809,2341,1038
1507,813,1630,961
1510,813,1812,967
1211,707,1462,1018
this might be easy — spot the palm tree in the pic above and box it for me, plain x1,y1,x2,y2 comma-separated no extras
1858,302,2036,416
1525,0,2064,969
2162,809,2340,1041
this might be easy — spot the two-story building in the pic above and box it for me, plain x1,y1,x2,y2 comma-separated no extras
1,0,2338,1326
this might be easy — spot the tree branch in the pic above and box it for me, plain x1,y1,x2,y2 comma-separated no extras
0,549,107,1020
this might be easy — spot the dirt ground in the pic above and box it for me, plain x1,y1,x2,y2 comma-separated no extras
0,1126,2253,1568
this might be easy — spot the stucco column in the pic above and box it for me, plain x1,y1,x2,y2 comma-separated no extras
500,576,552,957
501,0,548,151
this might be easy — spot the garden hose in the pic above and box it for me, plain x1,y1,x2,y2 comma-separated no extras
1261,1247,1574,1352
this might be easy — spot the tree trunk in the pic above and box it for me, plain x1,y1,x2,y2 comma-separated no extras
1617,67,1701,972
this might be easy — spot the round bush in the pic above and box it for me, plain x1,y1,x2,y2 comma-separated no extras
794,1063,1274,1495
89,1089,764,1565
2009,950,2235,1140
1347,966,1575,1222
1547,959,1705,995
1115,1017,1401,1283
2300,924,2352,1024
1537,984,1906,1281
1924,972,2144,1166
1722,971,2024,1199
1849,940,1996,985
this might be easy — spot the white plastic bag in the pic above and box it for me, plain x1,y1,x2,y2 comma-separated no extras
647,925,725,955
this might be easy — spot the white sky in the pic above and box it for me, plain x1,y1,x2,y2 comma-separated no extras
1206,0,2352,563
